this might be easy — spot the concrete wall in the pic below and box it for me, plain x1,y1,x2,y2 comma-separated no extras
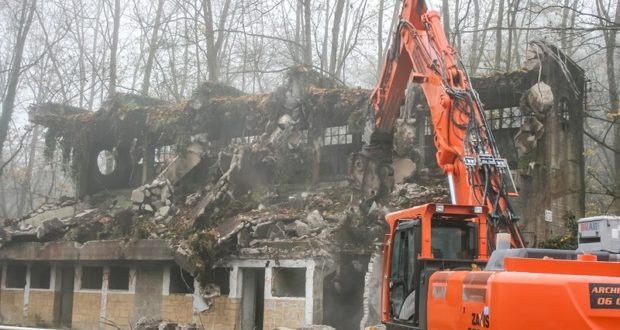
224,258,324,329
198,297,241,330
28,291,56,325
1,259,325,329
0,264,57,327
161,294,193,323
71,292,101,329
263,298,305,329
133,266,163,323
0,289,25,324
106,293,135,329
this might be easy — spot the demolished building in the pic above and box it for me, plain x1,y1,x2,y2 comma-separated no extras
0,41,585,330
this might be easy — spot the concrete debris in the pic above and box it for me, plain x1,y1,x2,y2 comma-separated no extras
305,210,326,229
134,318,197,330
514,116,545,157
184,192,201,206
514,82,553,156
360,251,383,329
132,177,174,217
295,326,337,330
35,218,64,239
392,118,417,158
521,82,553,120
364,326,387,330
389,183,449,209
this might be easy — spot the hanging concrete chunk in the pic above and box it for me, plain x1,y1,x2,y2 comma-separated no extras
514,82,554,156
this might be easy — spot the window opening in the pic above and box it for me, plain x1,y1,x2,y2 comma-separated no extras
204,267,230,295
485,107,522,130
154,145,176,166
109,266,130,290
323,126,352,146
30,264,51,289
169,265,194,294
97,150,115,175
231,135,259,145
271,267,306,297
431,222,476,260
81,266,103,290
6,264,27,288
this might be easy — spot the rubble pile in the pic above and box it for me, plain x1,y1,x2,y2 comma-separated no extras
132,177,176,221
0,198,99,245
134,318,197,330
388,182,450,209
3,67,456,328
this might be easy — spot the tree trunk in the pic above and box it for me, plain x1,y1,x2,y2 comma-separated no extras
441,0,450,40
468,0,480,73
329,0,345,75
472,0,495,75
505,0,520,71
608,0,620,213
108,0,121,97
0,0,37,163
17,126,38,216
203,0,219,81
202,0,231,82
142,0,165,95
494,0,505,70
87,1,103,111
303,0,312,66
377,0,384,73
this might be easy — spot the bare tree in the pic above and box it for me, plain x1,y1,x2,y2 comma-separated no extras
142,0,166,95
596,0,620,212
108,0,121,97
442,0,451,38
302,0,312,66
0,0,37,164
494,0,505,70
202,0,232,82
329,0,346,75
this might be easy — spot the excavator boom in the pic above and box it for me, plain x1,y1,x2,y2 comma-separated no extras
371,0,523,248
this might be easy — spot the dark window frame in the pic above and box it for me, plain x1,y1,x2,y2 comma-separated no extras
30,263,52,290
5,264,27,289
80,266,104,291
108,266,130,291
168,265,195,295
271,267,306,298
323,126,353,146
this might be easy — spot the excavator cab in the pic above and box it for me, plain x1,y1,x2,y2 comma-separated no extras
382,203,488,328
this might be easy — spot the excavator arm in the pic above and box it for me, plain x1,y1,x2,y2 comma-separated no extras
370,0,524,248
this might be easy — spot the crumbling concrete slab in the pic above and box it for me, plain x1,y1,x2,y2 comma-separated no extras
0,239,176,261
161,141,205,185
23,205,76,227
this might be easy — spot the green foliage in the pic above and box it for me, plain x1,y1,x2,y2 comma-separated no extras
538,212,578,250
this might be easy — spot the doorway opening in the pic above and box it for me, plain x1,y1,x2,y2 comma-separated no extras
241,268,265,330
56,266,75,328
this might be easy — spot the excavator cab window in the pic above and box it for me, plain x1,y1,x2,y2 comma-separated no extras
389,220,420,322
431,219,477,261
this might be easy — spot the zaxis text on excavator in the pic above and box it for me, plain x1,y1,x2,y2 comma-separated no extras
368,1,620,329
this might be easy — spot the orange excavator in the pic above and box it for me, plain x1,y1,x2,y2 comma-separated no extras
370,1,620,329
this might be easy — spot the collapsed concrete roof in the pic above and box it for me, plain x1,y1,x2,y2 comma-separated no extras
2,39,587,281
1,68,403,287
